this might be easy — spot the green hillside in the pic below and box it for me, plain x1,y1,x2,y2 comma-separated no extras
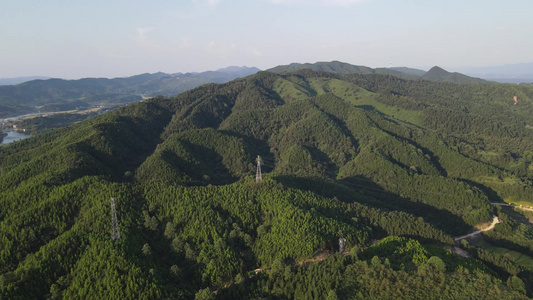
390,66,427,77
1,69,533,298
268,60,421,80
270,61,489,84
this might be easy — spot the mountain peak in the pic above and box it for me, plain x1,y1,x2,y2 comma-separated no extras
422,66,487,84
427,66,448,73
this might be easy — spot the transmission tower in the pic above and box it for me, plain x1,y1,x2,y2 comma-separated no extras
255,155,262,183
110,197,121,241
339,237,346,254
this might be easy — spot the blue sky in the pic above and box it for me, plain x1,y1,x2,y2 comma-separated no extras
1,0,532,78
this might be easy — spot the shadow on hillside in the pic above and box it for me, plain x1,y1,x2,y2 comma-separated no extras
305,146,339,178
274,174,472,236
219,129,276,173
178,141,239,185
481,236,533,263
340,175,473,234
458,178,504,204
147,141,238,186
374,123,449,177
356,105,377,112
311,101,360,156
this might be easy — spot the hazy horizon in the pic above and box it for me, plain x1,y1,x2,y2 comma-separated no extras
2,0,532,79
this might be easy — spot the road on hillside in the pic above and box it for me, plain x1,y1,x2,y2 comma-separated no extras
491,202,533,212
454,216,501,241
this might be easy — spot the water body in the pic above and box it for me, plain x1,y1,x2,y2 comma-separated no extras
1,131,31,144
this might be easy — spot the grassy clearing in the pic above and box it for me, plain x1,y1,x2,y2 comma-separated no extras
308,78,424,126
473,238,533,270
273,77,315,101
486,246,533,270
272,77,424,126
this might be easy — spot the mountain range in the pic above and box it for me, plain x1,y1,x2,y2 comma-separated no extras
0,61,490,121
1,61,533,298
267,61,488,84
0,66,260,119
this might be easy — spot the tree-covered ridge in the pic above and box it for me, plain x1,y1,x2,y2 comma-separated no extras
220,237,528,299
1,68,533,298
268,61,488,84
0,67,259,118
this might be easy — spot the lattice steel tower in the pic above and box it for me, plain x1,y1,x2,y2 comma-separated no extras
339,237,346,254
256,155,262,183
110,197,121,241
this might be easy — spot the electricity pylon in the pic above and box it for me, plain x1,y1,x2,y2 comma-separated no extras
339,237,346,254
256,155,262,183
110,197,121,241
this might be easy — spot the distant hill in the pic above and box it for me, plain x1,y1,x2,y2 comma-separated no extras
0,76,51,85
269,61,492,85
268,61,421,79
421,66,488,84
390,66,427,77
268,61,376,74
216,66,261,76
0,67,260,118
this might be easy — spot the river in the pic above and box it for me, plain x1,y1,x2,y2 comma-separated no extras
1,131,31,145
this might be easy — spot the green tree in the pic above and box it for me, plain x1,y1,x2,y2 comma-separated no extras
326,289,338,300
195,288,215,300
142,243,152,256
164,222,175,239
507,276,526,294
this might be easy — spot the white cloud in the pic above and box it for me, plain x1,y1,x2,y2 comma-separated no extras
207,0,222,6
207,40,237,57
268,0,367,6
193,0,222,9
130,27,190,55
180,36,191,49
134,27,170,53
135,27,156,44
269,0,304,4
322,0,367,6
250,47,262,57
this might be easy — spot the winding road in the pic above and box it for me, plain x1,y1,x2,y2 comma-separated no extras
491,202,533,212
454,215,501,241
454,203,533,241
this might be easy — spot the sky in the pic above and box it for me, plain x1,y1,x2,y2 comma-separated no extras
1,0,532,79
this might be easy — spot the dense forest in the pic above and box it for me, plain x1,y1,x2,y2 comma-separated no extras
1,64,533,298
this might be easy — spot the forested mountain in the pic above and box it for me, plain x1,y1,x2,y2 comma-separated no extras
0,66,259,118
1,67,533,299
269,61,488,85
0,76,51,86
268,61,420,79
421,66,488,84
390,66,427,77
